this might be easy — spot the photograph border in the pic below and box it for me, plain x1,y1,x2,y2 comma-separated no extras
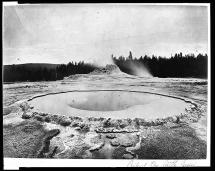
2,1,213,169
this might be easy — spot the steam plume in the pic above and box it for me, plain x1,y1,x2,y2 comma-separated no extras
127,61,153,77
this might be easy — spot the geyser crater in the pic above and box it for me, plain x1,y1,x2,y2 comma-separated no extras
28,90,194,120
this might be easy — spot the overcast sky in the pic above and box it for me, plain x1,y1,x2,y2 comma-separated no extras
3,4,208,65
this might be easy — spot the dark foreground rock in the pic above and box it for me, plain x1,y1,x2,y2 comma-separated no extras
3,120,49,158
106,133,116,139
133,126,207,159
58,117,71,126
122,153,134,159
37,129,60,158
110,139,120,147
22,112,33,119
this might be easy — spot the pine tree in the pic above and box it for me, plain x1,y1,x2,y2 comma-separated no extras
128,51,133,60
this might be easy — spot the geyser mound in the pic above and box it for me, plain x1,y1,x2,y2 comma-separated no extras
63,64,129,81
89,64,121,75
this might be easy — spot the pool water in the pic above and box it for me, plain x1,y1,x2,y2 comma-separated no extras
29,90,192,119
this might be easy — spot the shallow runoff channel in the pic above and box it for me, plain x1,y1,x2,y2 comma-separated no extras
28,90,195,120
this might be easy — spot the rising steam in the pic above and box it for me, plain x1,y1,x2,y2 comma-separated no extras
127,61,153,77
91,52,153,77
92,55,115,67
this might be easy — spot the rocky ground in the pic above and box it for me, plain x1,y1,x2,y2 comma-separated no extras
3,67,208,159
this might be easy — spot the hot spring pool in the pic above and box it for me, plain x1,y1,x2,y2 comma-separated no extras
28,90,193,119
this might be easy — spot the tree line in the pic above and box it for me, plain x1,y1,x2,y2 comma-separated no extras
112,52,207,78
3,52,207,82
55,61,96,80
3,62,96,82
